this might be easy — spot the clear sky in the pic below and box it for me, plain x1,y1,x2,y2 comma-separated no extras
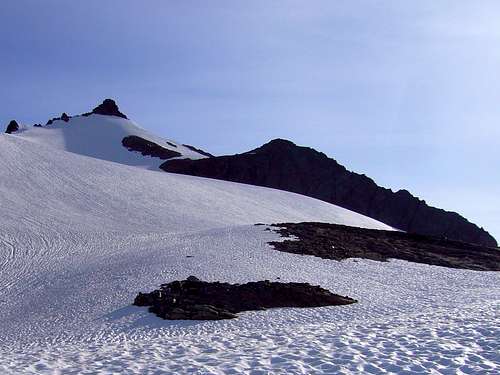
1,1,499,241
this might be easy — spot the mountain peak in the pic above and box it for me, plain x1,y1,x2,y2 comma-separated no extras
90,99,128,119
6,99,211,170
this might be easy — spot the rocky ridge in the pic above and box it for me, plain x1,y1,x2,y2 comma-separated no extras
162,139,497,247
3,99,129,132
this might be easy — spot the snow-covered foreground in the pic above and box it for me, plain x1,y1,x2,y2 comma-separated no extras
0,134,498,374
0,226,498,374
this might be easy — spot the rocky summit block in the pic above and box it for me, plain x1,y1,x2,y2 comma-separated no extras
5,120,19,134
134,276,356,320
91,98,128,119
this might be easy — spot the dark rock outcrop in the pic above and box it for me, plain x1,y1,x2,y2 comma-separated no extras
122,135,182,160
134,276,356,320
42,99,126,123
182,144,214,158
162,139,497,247
46,113,72,125
91,99,128,119
266,222,500,271
5,120,19,134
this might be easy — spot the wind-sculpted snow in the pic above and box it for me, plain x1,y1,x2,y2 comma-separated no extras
0,134,498,374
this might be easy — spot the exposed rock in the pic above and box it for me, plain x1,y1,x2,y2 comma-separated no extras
5,120,19,134
33,123,42,127
46,113,72,125
134,277,356,320
122,135,182,160
38,99,125,127
266,222,500,271
162,139,497,247
91,99,128,119
182,144,214,158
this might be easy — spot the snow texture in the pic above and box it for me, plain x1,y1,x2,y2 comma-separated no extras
0,133,498,374
14,114,208,169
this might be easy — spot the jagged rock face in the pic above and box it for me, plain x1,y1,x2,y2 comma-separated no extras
162,139,497,247
5,120,19,134
134,276,356,320
91,99,128,119
122,135,181,159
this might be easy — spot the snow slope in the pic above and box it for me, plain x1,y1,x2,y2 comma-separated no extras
0,134,498,374
0,134,389,234
14,113,208,169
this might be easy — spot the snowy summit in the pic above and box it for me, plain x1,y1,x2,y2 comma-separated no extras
9,99,210,170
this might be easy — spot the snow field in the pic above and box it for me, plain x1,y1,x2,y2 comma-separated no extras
0,225,498,374
0,133,498,374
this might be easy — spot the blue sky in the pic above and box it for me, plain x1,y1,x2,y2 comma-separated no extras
1,1,499,241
